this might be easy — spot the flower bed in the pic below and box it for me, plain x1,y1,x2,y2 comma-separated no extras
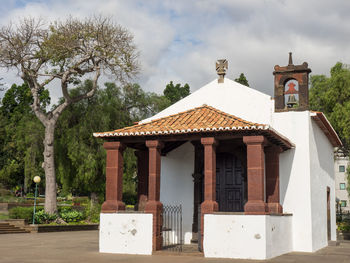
337,222,350,240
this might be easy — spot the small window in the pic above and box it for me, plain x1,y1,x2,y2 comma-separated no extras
340,183,346,190
341,200,347,207
339,165,345,172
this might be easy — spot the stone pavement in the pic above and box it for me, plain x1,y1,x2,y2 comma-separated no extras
0,231,350,263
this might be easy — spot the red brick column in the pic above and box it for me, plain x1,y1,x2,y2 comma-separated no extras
101,141,126,213
200,137,218,248
135,150,149,211
243,136,268,215
144,140,164,251
265,146,283,214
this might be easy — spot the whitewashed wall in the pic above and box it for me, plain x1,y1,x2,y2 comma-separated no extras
266,215,293,258
99,213,153,255
272,111,336,252
160,142,194,244
272,111,313,252
204,214,293,260
309,118,337,250
141,79,274,125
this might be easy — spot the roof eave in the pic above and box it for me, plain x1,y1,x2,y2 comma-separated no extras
93,126,294,151
310,112,342,147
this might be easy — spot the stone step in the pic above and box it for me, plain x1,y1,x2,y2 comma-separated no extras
0,222,30,234
0,227,22,230
0,228,25,232
0,230,29,234
182,244,200,253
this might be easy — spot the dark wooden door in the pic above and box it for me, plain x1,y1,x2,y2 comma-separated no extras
216,153,244,212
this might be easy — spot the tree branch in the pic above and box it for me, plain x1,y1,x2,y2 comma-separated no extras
71,67,100,103
29,77,48,125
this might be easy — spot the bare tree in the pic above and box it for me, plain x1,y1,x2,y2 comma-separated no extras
0,17,138,214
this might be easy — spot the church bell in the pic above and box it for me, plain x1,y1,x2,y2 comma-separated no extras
286,94,297,108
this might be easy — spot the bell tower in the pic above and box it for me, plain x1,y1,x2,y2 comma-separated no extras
273,52,311,112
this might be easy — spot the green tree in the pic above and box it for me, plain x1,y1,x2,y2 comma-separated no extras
347,166,350,199
0,17,138,213
147,92,171,113
0,83,49,192
122,83,165,120
235,73,249,87
54,80,164,201
309,62,350,154
163,81,190,105
309,62,350,197
55,81,131,198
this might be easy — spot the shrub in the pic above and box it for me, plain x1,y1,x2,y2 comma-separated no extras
60,210,85,223
338,222,350,232
34,210,57,224
9,206,43,222
123,191,137,205
26,193,34,198
58,206,73,213
72,196,89,205
0,188,11,197
84,202,101,223
0,196,26,203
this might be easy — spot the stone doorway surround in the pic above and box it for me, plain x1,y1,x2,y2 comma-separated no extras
94,105,293,254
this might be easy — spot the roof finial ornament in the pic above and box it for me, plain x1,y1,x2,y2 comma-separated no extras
216,59,228,83
288,52,293,66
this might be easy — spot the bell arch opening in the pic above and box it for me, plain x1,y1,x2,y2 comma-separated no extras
284,78,299,108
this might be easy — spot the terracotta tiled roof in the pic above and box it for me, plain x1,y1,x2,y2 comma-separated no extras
93,105,269,138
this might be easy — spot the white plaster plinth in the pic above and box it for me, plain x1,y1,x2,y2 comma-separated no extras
204,214,293,260
99,213,153,255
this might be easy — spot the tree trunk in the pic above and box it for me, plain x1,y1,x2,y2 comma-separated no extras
24,175,28,194
43,122,57,214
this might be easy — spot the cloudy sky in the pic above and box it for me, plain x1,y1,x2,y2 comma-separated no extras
1,0,350,105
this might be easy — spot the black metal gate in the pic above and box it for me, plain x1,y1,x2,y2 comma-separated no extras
162,205,183,252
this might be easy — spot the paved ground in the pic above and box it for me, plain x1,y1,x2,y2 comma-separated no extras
0,231,350,263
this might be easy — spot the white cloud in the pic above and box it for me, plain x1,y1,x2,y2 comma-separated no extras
1,0,350,105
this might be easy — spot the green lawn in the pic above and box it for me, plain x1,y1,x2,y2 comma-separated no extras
0,213,9,220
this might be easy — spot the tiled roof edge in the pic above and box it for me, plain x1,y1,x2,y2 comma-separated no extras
93,124,270,138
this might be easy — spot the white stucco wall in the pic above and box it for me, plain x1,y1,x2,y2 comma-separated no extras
204,214,293,260
309,118,337,250
99,213,153,255
160,142,194,244
265,215,293,259
272,111,336,252
141,78,274,125
272,111,313,252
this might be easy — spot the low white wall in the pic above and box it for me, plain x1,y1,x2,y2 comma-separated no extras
160,142,194,244
204,214,293,260
266,215,293,259
99,213,153,255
